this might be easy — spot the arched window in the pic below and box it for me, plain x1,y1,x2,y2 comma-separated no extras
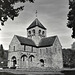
42,31,44,35
32,29,35,35
21,55,27,61
39,30,41,35
29,55,35,62
13,46,15,51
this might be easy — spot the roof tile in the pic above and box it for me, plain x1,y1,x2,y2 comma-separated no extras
38,36,57,47
15,35,57,47
15,35,36,47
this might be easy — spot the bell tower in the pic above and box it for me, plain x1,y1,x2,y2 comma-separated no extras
27,11,46,46
27,18,46,46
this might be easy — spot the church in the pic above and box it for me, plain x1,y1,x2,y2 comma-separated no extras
8,18,63,69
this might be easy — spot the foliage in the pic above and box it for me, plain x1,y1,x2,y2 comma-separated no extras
0,44,8,67
0,0,34,26
67,0,75,38
62,49,75,68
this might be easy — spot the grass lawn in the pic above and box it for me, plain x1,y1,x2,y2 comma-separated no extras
0,69,64,75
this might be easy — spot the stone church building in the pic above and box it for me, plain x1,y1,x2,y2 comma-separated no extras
8,18,63,69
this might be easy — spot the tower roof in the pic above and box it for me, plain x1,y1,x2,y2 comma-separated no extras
27,18,46,30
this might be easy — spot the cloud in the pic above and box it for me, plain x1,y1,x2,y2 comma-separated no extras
0,0,73,49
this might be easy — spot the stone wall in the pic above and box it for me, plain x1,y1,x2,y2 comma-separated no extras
8,35,63,69
51,37,63,68
8,51,21,68
9,35,24,52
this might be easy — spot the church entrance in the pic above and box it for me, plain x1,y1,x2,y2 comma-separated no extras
40,59,44,67
12,56,17,68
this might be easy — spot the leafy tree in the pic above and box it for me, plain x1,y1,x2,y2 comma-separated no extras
62,49,72,67
62,48,75,68
67,0,75,38
0,0,34,27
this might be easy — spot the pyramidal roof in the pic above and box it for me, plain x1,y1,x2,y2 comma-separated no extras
27,18,46,30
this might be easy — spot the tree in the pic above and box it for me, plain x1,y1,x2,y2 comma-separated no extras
62,48,75,68
0,0,34,27
67,0,75,38
0,44,4,58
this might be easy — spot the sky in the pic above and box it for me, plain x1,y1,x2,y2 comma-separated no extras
0,0,75,50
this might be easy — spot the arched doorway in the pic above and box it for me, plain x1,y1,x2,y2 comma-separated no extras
29,55,35,62
21,54,27,68
40,59,44,67
11,56,17,68
21,54,27,61
29,55,35,67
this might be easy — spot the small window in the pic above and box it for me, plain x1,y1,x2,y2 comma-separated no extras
31,47,33,52
13,46,15,51
46,48,48,53
24,45,26,51
40,49,42,54
32,29,35,35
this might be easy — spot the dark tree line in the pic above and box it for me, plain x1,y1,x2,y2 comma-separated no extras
0,44,8,68
67,0,75,38
0,0,34,27
0,44,4,58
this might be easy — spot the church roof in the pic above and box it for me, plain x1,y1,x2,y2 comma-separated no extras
15,35,57,47
27,18,46,30
15,35,36,47
39,36,57,47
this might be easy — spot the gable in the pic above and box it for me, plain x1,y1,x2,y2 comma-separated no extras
9,35,61,48
53,36,62,48
9,35,20,46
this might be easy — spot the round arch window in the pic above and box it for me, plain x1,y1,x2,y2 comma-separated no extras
32,29,35,35
42,31,44,35
28,31,31,34
39,30,41,35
